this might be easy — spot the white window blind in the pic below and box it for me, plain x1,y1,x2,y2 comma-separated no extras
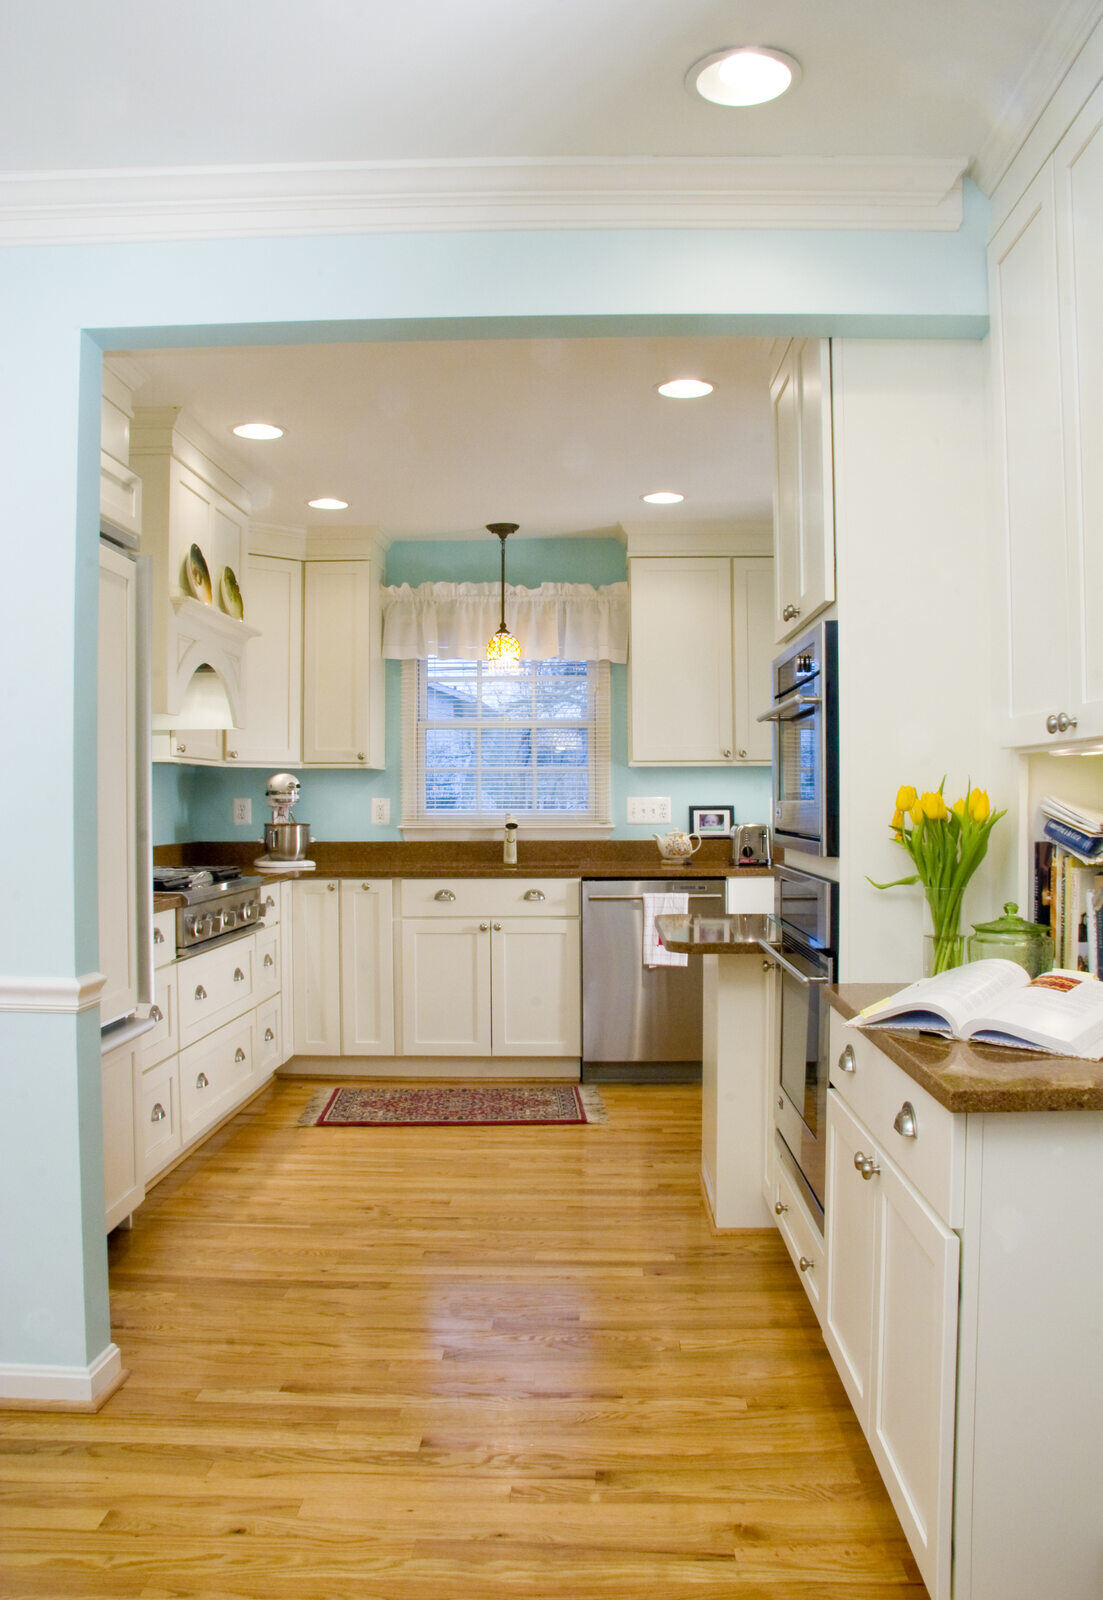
402,658,611,827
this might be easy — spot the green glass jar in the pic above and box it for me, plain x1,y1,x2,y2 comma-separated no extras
967,902,1054,978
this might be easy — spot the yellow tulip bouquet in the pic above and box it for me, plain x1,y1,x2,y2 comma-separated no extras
871,781,1006,974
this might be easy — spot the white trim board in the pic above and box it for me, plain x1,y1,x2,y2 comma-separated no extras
0,972,106,1013
282,1056,580,1080
0,156,967,246
0,1344,124,1409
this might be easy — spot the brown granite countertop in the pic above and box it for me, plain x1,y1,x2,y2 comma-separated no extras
829,983,1103,1113
656,912,772,954
153,839,774,882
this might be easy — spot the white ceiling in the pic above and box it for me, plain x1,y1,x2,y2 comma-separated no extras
0,1,1079,174
124,335,776,539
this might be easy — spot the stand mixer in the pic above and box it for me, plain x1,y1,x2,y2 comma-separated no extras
254,773,315,872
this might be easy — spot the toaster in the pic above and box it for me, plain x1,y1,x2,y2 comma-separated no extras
731,823,770,867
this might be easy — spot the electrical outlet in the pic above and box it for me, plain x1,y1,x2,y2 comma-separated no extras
371,797,391,825
654,796,672,823
232,798,252,826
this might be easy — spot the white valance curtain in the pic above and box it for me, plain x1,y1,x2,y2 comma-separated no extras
381,581,628,663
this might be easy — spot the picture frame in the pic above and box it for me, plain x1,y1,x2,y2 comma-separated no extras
689,805,733,836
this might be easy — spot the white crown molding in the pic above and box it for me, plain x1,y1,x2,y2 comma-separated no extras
248,524,389,561
0,156,967,245
973,0,1103,198
0,971,106,1013
130,406,261,514
0,1344,123,1409
623,518,773,558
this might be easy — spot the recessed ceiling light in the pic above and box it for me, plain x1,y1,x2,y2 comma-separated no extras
308,497,349,511
689,46,801,107
641,491,685,505
656,378,714,399
232,421,284,440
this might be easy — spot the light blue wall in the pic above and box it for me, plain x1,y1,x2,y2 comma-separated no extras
152,535,772,844
0,203,988,1383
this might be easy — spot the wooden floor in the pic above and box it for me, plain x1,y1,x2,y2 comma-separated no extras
0,1079,926,1599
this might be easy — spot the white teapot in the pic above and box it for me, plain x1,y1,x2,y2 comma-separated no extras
654,829,702,862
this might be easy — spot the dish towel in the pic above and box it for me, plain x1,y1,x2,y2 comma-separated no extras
642,893,689,968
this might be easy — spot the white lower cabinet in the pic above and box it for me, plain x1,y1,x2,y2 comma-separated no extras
102,1040,143,1231
824,1089,958,1600
292,878,343,1054
180,1013,255,1144
340,880,395,1054
490,918,581,1056
401,918,493,1055
140,1055,182,1179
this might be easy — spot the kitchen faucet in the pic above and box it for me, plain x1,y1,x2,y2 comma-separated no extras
503,813,519,865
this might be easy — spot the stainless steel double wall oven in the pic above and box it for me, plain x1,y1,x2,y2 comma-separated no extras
760,619,838,858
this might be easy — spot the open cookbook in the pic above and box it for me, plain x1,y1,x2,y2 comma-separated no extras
853,959,1103,1059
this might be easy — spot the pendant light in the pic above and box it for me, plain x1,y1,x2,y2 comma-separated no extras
485,521,522,667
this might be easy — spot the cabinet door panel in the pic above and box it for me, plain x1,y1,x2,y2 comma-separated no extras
302,560,381,766
870,1158,959,1600
771,345,802,639
340,881,395,1055
401,919,491,1055
102,1042,143,1231
990,166,1071,741
291,881,342,1055
491,919,580,1057
1057,83,1103,737
629,557,734,763
824,1090,877,1425
795,339,835,624
733,557,775,762
225,555,302,765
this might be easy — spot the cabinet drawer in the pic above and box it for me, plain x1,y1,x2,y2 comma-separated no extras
772,1146,824,1323
152,910,176,967
400,877,579,918
141,1056,182,1179
178,935,256,1049
138,967,178,1068
256,925,280,1001
828,1013,964,1227
257,997,282,1075
179,1014,255,1143
258,884,282,925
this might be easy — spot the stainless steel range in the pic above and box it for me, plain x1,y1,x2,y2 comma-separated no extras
152,866,266,954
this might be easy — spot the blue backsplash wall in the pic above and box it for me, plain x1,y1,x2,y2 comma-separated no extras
152,536,772,844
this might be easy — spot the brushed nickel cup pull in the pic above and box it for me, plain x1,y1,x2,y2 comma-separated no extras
196,1072,209,1089
523,889,545,902
234,1048,246,1062
838,1044,856,1073
264,1028,275,1042
149,1005,163,1023
265,895,276,908
150,1102,167,1122
234,968,245,983
264,954,274,968
194,984,207,1001
434,889,457,902
893,1101,918,1139
153,927,164,944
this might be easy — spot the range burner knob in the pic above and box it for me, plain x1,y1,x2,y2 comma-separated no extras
183,913,198,938
223,906,240,929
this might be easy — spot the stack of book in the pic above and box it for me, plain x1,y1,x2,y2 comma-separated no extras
1036,796,1103,974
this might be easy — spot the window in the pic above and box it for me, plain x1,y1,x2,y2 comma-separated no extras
403,657,611,827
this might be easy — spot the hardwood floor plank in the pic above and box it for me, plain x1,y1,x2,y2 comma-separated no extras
0,1080,927,1598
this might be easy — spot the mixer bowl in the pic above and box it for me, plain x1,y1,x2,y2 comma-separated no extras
264,822,312,860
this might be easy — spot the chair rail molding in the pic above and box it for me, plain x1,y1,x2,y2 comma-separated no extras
0,156,967,246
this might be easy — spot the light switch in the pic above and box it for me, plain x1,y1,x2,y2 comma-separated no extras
371,797,391,825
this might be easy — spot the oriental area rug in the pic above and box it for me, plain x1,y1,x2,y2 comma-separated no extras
299,1084,606,1127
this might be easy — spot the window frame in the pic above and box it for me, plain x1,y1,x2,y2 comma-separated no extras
401,657,613,838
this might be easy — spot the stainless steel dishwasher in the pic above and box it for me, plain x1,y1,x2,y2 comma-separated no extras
580,878,725,1082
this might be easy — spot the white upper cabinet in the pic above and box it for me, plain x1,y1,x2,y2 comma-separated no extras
770,339,836,642
100,364,142,538
302,559,385,767
991,83,1103,747
628,553,773,765
224,554,303,767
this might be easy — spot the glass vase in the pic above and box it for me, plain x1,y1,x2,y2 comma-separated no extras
923,888,965,977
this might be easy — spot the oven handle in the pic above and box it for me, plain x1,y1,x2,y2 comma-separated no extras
585,893,724,903
756,692,822,724
757,938,829,988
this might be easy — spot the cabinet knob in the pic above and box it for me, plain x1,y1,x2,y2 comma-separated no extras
149,1005,163,1023
853,1151,881,1180
798,1256,813,1273
264,1028,275,1042
327,883,336,892
493,921,502,931
893,1101,918,1139
150,1102,167,1123
153,927,164,944
837,1045,856,1074
1046,713,1059,734
722,748,733,759
434,889,457,902
264,954,274,968
234,1048,246,1063
176,743,186,754
480,922,490,932
357,751,366,761
194,984,207,1001
774,1200,788,1215
227,749,238,759
523,889,545,902
233,968,245,983
782,603,801,622
361,882,373,891
737,748,747,759
1056,712,1078,734
777,1094,784,1110
196,1072,209,1089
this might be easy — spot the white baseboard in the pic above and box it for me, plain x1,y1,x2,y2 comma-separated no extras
281,1055,580,1081
0,1343,124,1409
